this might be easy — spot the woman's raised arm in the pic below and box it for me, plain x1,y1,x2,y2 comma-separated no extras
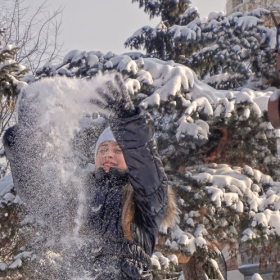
111,108,168,230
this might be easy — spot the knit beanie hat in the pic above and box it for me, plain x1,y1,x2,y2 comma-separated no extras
95,127,116,160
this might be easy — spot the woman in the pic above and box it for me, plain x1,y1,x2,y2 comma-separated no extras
3,74,177,279
86,74,177,279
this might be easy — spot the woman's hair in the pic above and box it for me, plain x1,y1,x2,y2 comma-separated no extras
122,183,135,240
121,184,178,241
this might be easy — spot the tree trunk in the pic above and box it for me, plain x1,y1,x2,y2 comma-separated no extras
181,255,207,280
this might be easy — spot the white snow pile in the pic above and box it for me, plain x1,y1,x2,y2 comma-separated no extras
0,174,17,205
168,25,197,42
235,16,263,30
247,8,270,19
150,252,184,277
151,252,178,270
0,175,22,222
179,7,199,23
251,273,263,280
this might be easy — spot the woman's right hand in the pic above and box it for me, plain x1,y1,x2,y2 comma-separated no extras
121,244,152,280
91,73,136,118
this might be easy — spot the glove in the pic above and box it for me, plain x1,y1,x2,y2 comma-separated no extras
121,244,152,280
91,73,136,118
121,259,152,280
3,125,17,149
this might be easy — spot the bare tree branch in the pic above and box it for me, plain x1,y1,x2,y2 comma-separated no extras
0,0,64,74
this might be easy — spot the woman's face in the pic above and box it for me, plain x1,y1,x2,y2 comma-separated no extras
95,141,127,172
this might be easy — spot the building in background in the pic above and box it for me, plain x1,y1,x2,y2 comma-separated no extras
227,0,280,15
226,0,280,27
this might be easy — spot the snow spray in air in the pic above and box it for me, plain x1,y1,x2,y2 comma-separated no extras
11,75,113,279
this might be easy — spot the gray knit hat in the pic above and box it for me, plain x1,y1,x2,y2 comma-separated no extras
95,127,116,160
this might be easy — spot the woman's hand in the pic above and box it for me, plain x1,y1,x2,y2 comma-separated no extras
91,73,136,118
121,244,152,279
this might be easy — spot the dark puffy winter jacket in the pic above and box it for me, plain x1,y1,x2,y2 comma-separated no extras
3,108,169,280
86,108,169,279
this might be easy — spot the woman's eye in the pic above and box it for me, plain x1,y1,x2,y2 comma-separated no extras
99,149,108,154
114,149,122,154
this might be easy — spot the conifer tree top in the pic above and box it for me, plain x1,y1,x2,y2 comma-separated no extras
132,0,192,25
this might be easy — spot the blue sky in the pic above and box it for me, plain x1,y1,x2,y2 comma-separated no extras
26,0,226,56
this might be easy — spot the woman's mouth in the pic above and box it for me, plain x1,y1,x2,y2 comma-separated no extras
103,161,117,168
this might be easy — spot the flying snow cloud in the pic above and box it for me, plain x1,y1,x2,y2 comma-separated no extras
8,74,121,279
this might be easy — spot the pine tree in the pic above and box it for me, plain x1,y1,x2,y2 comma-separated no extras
0,28,28,280
19,50,280,279
0,28,28,103
132,0,191,25
126,2,277,89
126,0,197,61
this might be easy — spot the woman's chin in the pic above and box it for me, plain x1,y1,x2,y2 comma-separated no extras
104,166,116,172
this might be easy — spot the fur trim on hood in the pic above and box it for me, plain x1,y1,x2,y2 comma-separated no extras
160,185,179,228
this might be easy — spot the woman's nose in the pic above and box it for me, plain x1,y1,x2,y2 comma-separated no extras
104,149,114,157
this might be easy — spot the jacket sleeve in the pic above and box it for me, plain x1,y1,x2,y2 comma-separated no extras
2,125,20,190
110,107,168,230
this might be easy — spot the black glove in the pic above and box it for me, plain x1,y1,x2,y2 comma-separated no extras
91,73,136,118
121,244,152,280
3,125,17,149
